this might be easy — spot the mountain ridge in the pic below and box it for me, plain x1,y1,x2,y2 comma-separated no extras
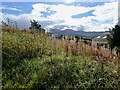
49,29,109,38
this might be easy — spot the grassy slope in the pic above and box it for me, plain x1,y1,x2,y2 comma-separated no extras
3,55,119,89
2,27,119,89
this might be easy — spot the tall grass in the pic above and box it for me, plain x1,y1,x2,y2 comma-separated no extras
51,37,118,61
2,25,119,61
2,26,119,89
2,28,48,60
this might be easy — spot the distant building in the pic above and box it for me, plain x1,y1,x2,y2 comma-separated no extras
92,32,109,47
46,32,61,38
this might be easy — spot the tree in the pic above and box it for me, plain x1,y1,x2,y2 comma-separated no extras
107,25,120,51
29,19,45,33
75,36,80,43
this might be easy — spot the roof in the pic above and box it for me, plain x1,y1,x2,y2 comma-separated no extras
93,32,109,42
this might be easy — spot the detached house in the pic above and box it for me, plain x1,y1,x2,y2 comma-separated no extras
92,32,109,47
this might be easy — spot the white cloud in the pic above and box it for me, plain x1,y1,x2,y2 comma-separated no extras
1,5,23,12
1,2,118,32
2,14,31,29
45,2,117,31
0,12,4,24
48,4,92,20
92,2,118,21
7,7,23,12
65,0,76,3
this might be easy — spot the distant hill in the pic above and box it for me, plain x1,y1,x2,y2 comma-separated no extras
49,29,109,38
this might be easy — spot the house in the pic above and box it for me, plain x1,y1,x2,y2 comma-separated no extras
92,32,109,47
46,32,61,38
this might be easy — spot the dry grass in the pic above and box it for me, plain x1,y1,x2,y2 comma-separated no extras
2,25,118,62
49,37,118,62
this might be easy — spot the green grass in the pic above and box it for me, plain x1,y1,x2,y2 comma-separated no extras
3,55,119,89
2,31,48,60
2,28,119,89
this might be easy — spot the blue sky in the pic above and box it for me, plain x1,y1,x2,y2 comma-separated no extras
1,2,104,16
0,1,118,32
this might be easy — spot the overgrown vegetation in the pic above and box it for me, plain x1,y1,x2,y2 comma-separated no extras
2,20,120,89
2,30,47,60
3,55,119,89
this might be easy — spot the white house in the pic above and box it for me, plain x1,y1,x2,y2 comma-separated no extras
92,32,109,47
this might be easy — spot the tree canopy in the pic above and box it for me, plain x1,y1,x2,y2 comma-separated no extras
107,25,120,52
29,19,45,33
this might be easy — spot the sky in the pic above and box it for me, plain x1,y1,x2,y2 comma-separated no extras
0,0,119,32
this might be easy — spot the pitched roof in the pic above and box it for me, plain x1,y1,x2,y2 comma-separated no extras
93,32,109,42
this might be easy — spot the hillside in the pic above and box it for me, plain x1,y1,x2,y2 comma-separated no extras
50,29,108,38
2,26,119,89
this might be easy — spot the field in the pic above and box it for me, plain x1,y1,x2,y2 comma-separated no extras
2,26,120,89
